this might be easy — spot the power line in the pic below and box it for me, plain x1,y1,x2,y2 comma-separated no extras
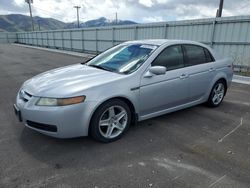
238,1,250,10
32,5,65,21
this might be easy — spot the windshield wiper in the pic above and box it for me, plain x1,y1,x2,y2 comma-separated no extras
88,64,114,72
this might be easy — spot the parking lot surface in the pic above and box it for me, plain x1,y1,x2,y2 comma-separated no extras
0,44,250,188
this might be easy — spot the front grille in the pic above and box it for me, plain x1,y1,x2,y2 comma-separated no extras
26,120,58,132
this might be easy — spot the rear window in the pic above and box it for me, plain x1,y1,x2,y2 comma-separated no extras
183,45,207,66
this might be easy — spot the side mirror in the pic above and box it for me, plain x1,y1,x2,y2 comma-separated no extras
144,66,166,78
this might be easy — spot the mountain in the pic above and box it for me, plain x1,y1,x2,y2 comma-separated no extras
64,17,136,29
0,14,137,32
0,14,66,32
78,17,135,28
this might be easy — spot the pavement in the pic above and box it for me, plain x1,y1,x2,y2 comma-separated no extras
0,44,250,188
13,43,96,59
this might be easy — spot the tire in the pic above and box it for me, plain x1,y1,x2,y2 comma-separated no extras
90,99,131,143
206,80,227,107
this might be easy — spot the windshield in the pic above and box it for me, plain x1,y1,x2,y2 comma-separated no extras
87,44,158,74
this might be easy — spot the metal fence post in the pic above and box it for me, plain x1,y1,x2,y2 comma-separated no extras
28,33,30,44
30,32,32,45
41,32,44,47
15,32,18,43
61,31,64,50
70,30,73,51
36,32,38,46
95,28,98,53
112,27,115,46
33,32,35,45
46,31,49,47
53,31,56,48
210,19,217,48
6,33,9,43
134,26,138,40
164,24,168,39
82,29,84,52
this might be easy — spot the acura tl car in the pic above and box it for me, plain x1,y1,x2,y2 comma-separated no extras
14,39,233,142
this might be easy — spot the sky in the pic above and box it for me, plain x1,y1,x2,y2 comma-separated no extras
0,0,250,23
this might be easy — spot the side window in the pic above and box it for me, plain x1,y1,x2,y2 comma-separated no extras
203,48,214,62
183,45,207,66
152,45,184,71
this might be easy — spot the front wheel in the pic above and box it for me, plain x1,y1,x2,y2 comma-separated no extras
207,80,226,107
90,99,131,142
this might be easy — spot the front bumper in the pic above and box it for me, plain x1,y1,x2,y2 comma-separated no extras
14,91,95,138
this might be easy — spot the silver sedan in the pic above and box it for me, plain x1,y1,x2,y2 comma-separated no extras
14,39,233,142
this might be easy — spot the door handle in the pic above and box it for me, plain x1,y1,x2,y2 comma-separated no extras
209,67,215,72
179,74,188,79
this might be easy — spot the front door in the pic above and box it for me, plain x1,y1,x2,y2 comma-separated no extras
139,45,189,118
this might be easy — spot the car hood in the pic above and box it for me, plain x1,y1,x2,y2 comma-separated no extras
23,64,123,97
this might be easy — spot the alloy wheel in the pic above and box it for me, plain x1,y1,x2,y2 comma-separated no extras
98,105,128,139
212,83,225,105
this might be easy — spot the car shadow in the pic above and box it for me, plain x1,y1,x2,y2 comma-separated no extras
18,103,234,171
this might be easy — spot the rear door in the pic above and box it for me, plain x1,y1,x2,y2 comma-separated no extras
182,44,216,102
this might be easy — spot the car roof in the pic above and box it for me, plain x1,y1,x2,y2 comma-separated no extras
124,39,207,47
124,39,219,60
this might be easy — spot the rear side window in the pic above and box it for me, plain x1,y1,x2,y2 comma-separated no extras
204,48,214,62
152,45,184,71
183,45,207,66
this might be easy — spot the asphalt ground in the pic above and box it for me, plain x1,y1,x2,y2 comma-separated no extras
0,44,249,188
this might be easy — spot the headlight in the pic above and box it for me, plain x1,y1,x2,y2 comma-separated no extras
36,96,86,106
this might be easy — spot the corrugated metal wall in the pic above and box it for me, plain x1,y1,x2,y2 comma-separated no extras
5,15,250,67
0,32,17,43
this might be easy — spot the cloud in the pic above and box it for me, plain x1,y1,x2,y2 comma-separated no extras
0,0,249,23
0,0,27,15
142,16,164,22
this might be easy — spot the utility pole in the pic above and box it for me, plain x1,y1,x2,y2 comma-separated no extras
25,0,34,31
74,6,81,28
115,12,118,24
216,0,224,17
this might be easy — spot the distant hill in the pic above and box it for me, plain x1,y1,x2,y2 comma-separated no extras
66,17,136,29
0,14,137,32
0,14,66,32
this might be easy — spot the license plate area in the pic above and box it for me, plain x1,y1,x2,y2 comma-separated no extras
13,104,22,122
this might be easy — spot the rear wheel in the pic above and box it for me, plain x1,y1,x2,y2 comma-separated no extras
90,99,131,142
207,80,226,107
